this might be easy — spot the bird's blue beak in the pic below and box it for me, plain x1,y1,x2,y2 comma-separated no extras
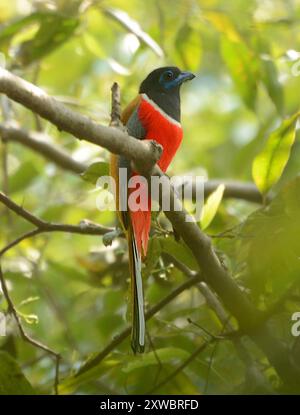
177,71,195,85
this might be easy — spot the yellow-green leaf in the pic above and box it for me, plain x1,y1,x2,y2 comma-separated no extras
18,311,39,325
253,36,284,115
15,14,79,66
204,11,241,42
83,32,105,58
200,184,225,230
205,12,259,110
158,237,199,270
0,351,35,395
175,23,202,72
252,114,298,195
122,347,190,373
81,161,109,185
221,36,258,110
58,357,121,395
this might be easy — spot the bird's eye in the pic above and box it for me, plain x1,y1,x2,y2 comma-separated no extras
158,69,176,87
165,70,173,79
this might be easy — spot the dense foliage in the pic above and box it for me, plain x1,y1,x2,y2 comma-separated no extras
1,0,300,395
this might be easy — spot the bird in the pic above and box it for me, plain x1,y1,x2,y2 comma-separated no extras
110,67,195,353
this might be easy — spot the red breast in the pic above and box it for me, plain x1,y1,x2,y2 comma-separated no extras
138,94,183,172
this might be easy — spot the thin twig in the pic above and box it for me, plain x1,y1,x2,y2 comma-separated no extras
110,82,123,128
168,257,274,393
146,330,164,388
30,239,77,350
76,274,201,376
203,317,230,394
147,339,212,394
148,320,240,395
187,318,225,340
0,191,113,257
0,228,42,257
0,265,61,394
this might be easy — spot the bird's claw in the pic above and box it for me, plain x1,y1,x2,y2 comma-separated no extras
103,228,123,246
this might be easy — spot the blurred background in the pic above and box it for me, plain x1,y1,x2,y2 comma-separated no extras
1,0,300,395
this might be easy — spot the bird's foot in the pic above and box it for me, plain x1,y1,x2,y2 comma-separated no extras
103,227,123,246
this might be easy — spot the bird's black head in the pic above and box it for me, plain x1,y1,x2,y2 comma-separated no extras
139,67,195,122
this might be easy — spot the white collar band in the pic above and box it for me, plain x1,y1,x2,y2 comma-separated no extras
141,93,181,128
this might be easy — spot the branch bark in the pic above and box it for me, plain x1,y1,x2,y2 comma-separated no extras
193,179,265,204
0,124,85,174
0,68,161,174
0,123,264,203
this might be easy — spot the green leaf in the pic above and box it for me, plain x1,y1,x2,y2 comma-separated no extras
175,23,202,72
16,14,79,66
158,237,199,270
160,371,200,394
143,237,162,277
200,184,225,230
18,311,39,325
239,177,300,302
253,36,284,115
48,261,87,283
205,11,259,110
9,161,39,193
80,161,110,185
18,296,40,308
58,357,121,394
260,57,284,115
0,12,44,44
0,351,35,395
221,36,258,110
83,32,105,58
122,347,190,373
204,11,241,43
252,114,298,195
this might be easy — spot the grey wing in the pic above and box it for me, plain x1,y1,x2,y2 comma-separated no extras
118,107,146,229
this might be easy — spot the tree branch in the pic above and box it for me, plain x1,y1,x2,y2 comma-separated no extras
0,124,86,174
0,191,112,257
193,179,265,204
110,82,123,128
0,68,161,175
0,123,264,203
76,273,201,376
205,180,263,203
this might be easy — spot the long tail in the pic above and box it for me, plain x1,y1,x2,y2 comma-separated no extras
128,225,145,353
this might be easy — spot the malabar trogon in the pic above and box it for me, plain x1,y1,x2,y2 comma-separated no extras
110,67,195,353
